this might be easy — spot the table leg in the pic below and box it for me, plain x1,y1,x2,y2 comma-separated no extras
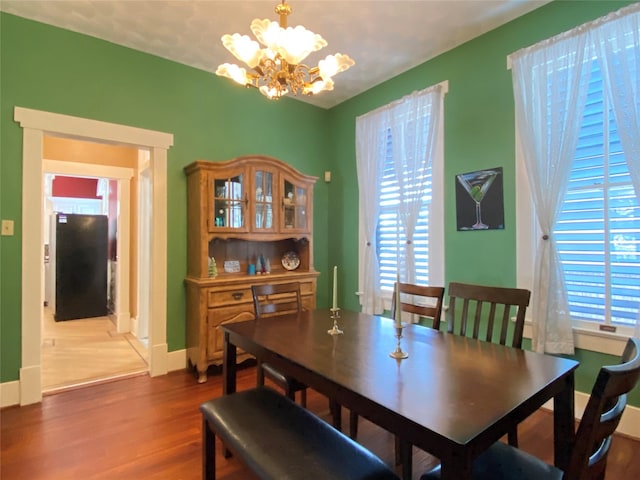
553,371,575,471
222,332,237,396
398,439,412,480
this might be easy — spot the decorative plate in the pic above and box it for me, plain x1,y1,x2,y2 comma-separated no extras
281,251,300,271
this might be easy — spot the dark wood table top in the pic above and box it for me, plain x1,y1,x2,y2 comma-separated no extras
222,308,579,480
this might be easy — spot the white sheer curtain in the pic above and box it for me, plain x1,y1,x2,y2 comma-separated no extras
591,4,640,339
511,32,591,354
356,85,444,315
390,86,443,286
356,108,388,314
592,4,640,200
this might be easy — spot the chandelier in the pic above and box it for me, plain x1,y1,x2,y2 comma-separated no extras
216,1,355,100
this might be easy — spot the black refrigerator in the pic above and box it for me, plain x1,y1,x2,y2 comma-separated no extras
54,213,109,321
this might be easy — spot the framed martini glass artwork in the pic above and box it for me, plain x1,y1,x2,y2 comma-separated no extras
455,167,504,231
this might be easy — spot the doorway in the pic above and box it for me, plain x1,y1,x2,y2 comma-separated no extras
41,169,147,392
16,106,173,405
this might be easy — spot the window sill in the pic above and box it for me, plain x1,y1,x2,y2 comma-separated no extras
522,321,630,356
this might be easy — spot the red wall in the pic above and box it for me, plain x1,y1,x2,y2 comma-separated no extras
52,176,101,198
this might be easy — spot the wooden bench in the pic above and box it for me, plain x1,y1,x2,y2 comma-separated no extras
200,387,400,480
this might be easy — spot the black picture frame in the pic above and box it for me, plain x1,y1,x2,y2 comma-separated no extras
455,167,505,231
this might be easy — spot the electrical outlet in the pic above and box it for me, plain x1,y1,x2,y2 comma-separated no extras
1,219,14,236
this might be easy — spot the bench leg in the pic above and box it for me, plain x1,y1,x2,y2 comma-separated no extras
202,418,216,480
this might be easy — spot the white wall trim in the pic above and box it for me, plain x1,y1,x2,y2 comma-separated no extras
1,351,185,408
542,391,640,440
522,322,630,356
3,367,637,441
44,159,134,180
14,107,173,148
167,348,188,373
14,106,173,405
0,381,20,408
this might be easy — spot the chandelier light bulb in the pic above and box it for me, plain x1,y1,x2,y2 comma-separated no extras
216,1,354,100
216,63,249,85
221,33,262,68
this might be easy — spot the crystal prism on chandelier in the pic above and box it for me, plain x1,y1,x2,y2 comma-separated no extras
216,1,355,99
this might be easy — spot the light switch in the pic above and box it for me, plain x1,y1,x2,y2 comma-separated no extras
1,219,14,236
324,171,331,183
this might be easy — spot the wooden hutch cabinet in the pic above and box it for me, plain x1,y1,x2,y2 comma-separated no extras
184,155,319,382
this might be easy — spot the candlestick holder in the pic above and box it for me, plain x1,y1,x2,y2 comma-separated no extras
327,307,343,335
389,323,409,359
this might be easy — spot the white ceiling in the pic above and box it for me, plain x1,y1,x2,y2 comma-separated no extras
0,0,550,109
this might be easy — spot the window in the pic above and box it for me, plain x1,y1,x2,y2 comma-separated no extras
356,83,446,314
516,59,640,340
555,60,640,331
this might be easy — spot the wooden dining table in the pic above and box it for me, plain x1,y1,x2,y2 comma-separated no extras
221,309,579,480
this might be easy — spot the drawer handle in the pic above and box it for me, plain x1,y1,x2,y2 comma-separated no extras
232,292,244,300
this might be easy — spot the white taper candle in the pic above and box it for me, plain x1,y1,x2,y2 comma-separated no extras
332,266,338,310
394,272,402,327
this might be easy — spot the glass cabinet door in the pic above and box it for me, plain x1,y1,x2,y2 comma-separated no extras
209,172,247,232
253,169,276,232
282,179,309,232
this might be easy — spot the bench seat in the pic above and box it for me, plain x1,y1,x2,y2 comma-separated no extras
200,386,400,480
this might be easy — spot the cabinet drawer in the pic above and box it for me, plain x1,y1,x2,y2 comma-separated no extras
208,288,252,307
299,281,314,296
207,305,255,360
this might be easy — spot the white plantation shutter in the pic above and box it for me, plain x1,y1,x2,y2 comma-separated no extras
555,60,640,329
378,131,431,291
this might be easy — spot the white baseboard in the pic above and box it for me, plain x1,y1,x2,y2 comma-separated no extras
0,380,20,408
542,391,640,439
167,348,187,372
6,350,636,440
0,349,188,408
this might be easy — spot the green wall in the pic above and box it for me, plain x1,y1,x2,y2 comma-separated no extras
0,12,332,382
327,0,638,405
1,1,638,406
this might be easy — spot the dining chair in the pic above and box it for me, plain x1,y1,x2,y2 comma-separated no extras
251,282,307,407
420,336,640,480
349,282,445,465
447,281,531,446
393,281,532,476
447,282,531,350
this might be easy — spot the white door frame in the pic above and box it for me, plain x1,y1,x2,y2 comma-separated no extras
15,106,173,405
136,156,152,340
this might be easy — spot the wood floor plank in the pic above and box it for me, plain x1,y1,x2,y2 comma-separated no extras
41,307,148,392
2,365,638,479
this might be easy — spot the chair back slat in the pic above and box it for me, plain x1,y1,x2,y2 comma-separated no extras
447,282,531,348
565,337,640,480
392,282,445,330
251,282,302,320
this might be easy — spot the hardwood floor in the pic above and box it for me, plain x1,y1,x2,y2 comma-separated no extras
2,365,639,480
41,307,148,393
